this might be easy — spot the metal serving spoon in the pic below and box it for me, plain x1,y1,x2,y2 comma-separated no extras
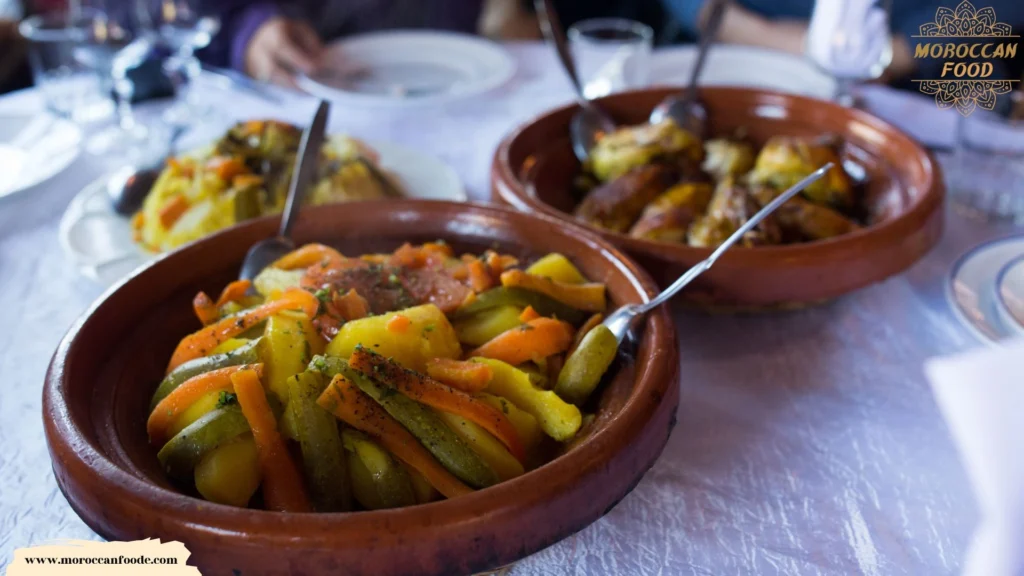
602,162,834,343
534,0,616,163
649,0,727,137
107,122,188,215
238,100,330,282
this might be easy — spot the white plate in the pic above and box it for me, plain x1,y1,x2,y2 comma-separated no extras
59,138,465,287
0,113,81,198
995,254,1024,335
296,31,516,108
947,235,1024,344
648,45,837,100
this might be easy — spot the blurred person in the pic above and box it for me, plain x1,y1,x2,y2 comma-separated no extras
660,0,1024,84
201,0,493,87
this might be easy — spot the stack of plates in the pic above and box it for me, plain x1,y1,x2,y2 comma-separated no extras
949,236,1024,342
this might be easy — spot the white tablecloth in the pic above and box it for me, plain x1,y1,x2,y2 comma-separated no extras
0,43,1012,575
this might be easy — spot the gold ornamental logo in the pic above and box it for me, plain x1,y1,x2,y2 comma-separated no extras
912,0,1019,116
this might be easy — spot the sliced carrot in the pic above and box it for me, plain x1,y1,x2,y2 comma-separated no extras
422,241,453,258
147,364,263,443
568,313,604,356
317,375,473,499
333,289,369,321
158,196,189,229
386,313,411,334
215,279,252,307
468,317,575,366
349,348,525,462
272,243,346,271
500,270,606,312
231,369,310,513
518,306,541,323
192,291,220,326
166,288,318,373
206,156,248,181
467,259,493,292
232,174,264,188
484,252,518,281
425,358,493,394
450,264,469,281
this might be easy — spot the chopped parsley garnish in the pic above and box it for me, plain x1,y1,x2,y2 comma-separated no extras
216,391,238,408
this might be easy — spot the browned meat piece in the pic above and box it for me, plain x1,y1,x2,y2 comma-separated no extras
628,182,714,243
749,135,855,211
574,165,677,233
750,185,861,241
687,178,782,248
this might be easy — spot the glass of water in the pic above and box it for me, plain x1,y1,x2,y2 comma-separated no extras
18,11,113,123
567,18,653,100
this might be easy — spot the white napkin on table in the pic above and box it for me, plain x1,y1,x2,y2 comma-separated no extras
925,339,1024,576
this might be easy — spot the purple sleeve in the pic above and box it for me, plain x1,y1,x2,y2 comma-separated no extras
198,1,281,71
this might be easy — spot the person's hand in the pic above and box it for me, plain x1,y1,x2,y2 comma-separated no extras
244,17,323,87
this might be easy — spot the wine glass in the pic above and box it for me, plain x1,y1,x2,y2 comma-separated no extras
137,0,220,128
805,0,893,107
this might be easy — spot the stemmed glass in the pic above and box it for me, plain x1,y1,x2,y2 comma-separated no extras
805,0,893,107
137,0,220,129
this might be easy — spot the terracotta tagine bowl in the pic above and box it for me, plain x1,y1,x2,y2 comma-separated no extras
491,87,944,309
44,200,679,576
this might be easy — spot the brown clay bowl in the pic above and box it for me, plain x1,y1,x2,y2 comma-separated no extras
43,200,678,576
491,87,944,308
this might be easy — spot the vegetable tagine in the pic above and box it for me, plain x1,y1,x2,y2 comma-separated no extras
574,119,864,246
149,242,620,511
133,120,400,253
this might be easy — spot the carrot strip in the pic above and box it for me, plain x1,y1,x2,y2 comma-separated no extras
468,317,575,366
518,306,541,323
158,196,189,229
206,156,248,181
349,348,525,462
568,313,604,356
499,270,606,312
192,291,220,326
425,358,493,394
468,259,493,292
272,243,346,270
215,279,252,307
333,289,369,321
386,313,411,334
147,364,263,443
167,288,318,373
231,369,311,513
317,375,473,499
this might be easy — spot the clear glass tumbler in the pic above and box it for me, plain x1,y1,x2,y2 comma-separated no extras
18,11,112,123
567,18,653,100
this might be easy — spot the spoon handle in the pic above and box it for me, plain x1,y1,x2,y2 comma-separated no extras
640,162,834,312
685,0,728,103
280,100,330,239
535,0,587,103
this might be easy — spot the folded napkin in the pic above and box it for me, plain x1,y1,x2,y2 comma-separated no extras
925,339,1024,576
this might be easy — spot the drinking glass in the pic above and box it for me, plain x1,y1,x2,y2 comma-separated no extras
18,11,113,123
138,0,220,127
948,90,1024,225
567,18,653,100
805,0,892,107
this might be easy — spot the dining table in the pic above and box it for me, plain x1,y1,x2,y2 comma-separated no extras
0,42,1016,575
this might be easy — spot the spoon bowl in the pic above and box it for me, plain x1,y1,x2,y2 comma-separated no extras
570,106,617,163
535,0,617,162
648,0,726,137
106,164,160,216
